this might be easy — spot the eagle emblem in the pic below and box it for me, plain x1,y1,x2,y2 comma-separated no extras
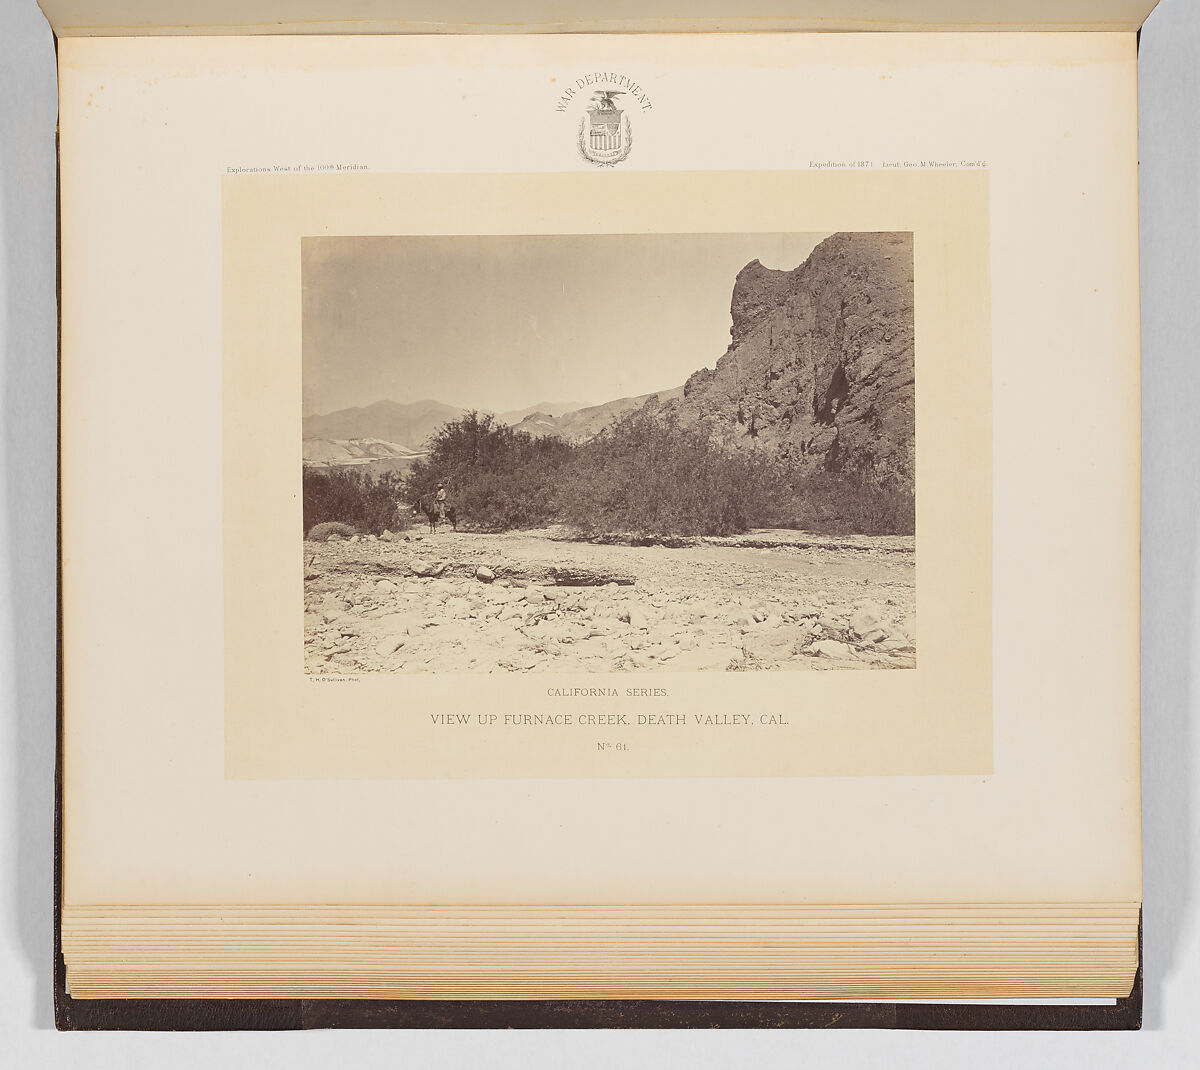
578,90,633,167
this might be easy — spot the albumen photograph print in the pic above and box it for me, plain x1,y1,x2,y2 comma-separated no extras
302,231,916,674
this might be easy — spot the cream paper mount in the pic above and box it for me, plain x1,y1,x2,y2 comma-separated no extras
223,168,992,781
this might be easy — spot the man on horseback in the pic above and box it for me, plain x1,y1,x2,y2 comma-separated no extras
412,484,458,532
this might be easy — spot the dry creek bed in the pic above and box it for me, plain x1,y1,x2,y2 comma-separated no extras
304,527,916,674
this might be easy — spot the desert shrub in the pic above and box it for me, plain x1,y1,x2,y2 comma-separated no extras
555,409,795,538
789,469,915,536
406,411,575,531
306,520,359,541
303,466,410,536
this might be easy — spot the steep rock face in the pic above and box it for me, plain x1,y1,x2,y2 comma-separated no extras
728,260,795,347
668,232,915,488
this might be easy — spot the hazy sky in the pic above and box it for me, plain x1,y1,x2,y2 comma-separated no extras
302,232,829,417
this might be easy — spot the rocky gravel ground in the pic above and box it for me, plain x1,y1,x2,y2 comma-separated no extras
303,528,916,674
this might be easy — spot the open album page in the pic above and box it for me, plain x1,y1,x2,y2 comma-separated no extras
60,32,1139,914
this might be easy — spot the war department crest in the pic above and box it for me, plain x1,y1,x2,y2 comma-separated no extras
578,90,633,167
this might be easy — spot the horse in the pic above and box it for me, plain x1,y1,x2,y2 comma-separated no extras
414,494,457,533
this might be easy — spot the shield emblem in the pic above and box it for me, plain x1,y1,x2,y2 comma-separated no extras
578,91,633,166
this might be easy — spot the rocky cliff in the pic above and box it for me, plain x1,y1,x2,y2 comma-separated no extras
666,232,914,489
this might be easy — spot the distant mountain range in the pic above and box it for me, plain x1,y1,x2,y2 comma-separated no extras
507,388,685,443
303,391,686,466
302,399,466,451
494,401,588,425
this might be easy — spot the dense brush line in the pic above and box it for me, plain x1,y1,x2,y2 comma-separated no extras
303,411,914,539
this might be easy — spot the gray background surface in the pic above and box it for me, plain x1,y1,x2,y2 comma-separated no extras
2,0,1196,1062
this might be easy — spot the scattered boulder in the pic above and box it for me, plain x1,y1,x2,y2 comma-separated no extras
881,638,914,652
546,620,590,644
375,636,406,657
811,639,856,660
319,593,350,615
646,624,678,646
849,602,886,640
476,566,496,583
410,559,447,578
741,629,797,661
380,530,396,542
375,579,398,594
